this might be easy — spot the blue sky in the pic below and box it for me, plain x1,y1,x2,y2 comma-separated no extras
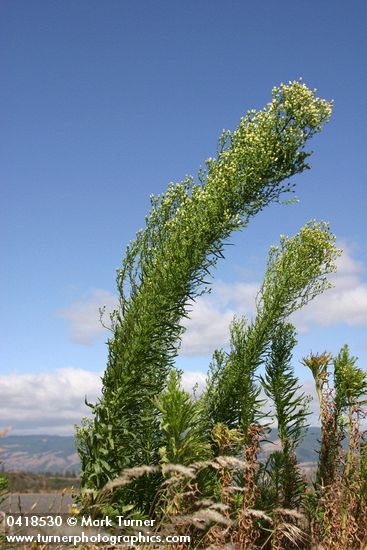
1,1,367,434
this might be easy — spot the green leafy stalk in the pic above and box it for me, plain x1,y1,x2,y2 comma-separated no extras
77,82,332,492
304,347,367,489
154,370,211,466
261,323,309,508
202,316,265,440
304,347,367,547
202,221,340,439
333,346,367,478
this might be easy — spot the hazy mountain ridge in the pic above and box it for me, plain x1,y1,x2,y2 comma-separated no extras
0,435,80,474
260,426,321,463
0,429,322,475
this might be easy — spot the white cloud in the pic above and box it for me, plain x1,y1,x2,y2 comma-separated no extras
181,243,367,353
0,368,102,435
181,281,258,355
60,289,118,345
291,243,367,330
181,299,236,356
0,368,207,435
60,243,367,355
181,371,207,394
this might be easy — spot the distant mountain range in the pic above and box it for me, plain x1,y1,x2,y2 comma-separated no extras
0,435,80,474
0,428,322,475
261,426,322,462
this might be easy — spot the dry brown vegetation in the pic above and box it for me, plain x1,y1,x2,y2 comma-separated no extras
73,348,367,549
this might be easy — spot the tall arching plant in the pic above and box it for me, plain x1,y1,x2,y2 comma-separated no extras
76,82,333,500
